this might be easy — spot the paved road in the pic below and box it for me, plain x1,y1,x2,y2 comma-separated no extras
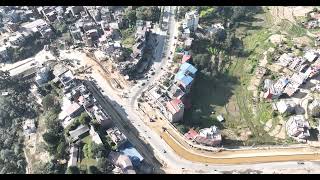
129,6,178,106
84,80,164,173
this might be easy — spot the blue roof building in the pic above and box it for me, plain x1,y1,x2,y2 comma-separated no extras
119,142,144,167
179,62,197,75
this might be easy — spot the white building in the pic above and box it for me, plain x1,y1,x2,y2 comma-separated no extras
35,66,50,86
286,115,310,142
308,99,320,117
23,119,36,136
9,33,25,47
183,10,199,32
304,50,319,63
106,127,127,147
273,100,296,114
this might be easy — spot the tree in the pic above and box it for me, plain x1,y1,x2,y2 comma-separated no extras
96,157,114,174
78,112,91,125
66,166,80,174
88,165,101,174
136,6,161,22
310,105,320,118
43,131,60,146
42,94,55,111
124,9,137,27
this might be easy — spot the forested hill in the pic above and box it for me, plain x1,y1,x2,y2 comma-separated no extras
0,70,39,174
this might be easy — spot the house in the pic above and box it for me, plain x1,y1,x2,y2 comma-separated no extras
106,127,127,147
69,125,90,142
92,105,112,128
166,98,184,122
184,126,222,147
68,6,84,17
9,33,25,47
108,151,136,174
264,76,289,99
175,62,197,93
217,115,224,122
304,50,319,63
273,100,296,114
315,37,320,46
183,10,199,31
181,54,192,64
207,23,224,38
182,28,190,39
23,119,36,136
175,72,194,92
288,57,306,72
278,53,294,67
67,145,79,167
89,126,103,145
167,83,185,100
283,73,307,97
308,99,320,117
7,22,19,32
196,126,222,146
35,66,50,86
119,142,144,167
184,37,193,49
21,19,48,33
179,62,197,77
286,115,310,142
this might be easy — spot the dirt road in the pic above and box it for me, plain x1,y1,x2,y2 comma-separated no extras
161,132,320,164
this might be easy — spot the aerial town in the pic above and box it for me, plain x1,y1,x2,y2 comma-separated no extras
0,6,320,174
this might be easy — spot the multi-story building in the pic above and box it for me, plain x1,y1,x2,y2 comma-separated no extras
166,98,184,122
182,10,199,32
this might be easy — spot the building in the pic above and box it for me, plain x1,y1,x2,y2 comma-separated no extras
21,19,48,33
106,127,127,147
273,100,296,114
207,23,224,37
167,83,185,100
286,115,310,142
264,76,290,99
166,98,184,122
119,142,144,167
184,37,193,49
278,53,294,67
175,62,197,93
304,50,319,63
183,10,199,31
184,126,222,147
69,125,90,142
92,105,112,128
197,126,222,146
89,126,103,145
23,119,36,136
8,33,25,47
308,99,320,117
283,73,307,97
108,151,136,174
35,66,50,86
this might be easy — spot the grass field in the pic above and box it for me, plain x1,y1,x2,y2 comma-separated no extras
182,9,283,145
79,135,97,171
121,27,136,49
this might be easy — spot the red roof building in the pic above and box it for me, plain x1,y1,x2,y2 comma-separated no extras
182,55,191,64
166,98,184,123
